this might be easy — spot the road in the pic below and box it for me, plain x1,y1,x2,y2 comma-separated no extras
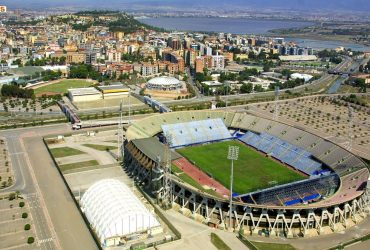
186,67,202,98
0,124,98,250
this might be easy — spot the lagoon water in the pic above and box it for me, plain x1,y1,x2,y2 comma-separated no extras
140,17,312,35
140,17,370,51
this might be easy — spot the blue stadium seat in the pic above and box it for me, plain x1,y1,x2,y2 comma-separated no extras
161,118,232,147
238,131,327,176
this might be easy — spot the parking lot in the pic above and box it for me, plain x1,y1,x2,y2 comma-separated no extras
0,137,13,189
0,194,37,249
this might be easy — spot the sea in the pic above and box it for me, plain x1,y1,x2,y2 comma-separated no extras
140,17,370,51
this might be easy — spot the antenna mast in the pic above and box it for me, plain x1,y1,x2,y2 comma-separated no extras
273,86,280,121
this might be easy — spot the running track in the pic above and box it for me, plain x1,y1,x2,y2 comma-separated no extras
173,157,230,198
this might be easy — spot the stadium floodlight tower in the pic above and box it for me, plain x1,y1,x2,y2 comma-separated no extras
162,133,173,209
228,145,239,230
117,100,124,159
273,86,280,121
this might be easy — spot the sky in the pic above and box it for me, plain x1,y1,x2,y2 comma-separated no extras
1,0,369,11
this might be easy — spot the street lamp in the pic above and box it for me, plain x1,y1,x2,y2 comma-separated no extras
227,145,239,230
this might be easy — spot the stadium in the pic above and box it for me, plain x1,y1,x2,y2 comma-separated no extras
123,110,370,238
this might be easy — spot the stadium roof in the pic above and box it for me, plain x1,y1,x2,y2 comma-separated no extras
147,76,181,86
80,179,161,244
132,137,182,163
68,87,100,96
279,55,318,61
96,84,130,93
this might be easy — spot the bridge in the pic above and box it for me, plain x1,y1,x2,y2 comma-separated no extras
327,70,352,76
143,96,171,113
57,101,82,129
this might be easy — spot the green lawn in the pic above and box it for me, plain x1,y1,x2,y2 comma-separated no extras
34,79,94,95
251,241,296,250
176,141,305,194
82,144,117,151
210,233,231,250
59,160,99,172
50,147,85,158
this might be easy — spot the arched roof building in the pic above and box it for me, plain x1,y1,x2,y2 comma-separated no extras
146,76,182,91
80,179,161,246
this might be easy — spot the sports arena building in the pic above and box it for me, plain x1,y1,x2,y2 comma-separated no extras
123,111,370,238
146,76,182,91
80,179,162,247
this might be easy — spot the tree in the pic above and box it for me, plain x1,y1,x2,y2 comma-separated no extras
195,73,211,82
281,69,292,79
240,83,253,93
27,237,34,244
118,73,129,80
1,85,34,99
254,84,264,92
359,65,364,72
24,224,31,231
69,65,89,78
263,63,271,72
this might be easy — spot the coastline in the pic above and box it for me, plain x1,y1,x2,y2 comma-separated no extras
140,16,314,35
272,33,370,48
139,17,370,51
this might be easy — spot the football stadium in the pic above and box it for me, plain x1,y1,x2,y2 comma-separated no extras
123,110,370,238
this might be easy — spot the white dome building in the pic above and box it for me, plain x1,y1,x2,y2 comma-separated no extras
291,73,313,82
146,76,182,91
80,179,161,247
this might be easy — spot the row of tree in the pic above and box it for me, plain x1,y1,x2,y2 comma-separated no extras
1,85,34,99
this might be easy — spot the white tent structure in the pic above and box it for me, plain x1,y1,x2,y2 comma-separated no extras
80,179,161,247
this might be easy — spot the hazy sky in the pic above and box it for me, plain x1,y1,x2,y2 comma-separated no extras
2,0,369,11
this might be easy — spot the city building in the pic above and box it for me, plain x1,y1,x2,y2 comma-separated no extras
68,87,102,102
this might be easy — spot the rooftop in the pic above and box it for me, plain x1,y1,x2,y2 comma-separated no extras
132,137,182,163
80,179,161,244
68,87,100,96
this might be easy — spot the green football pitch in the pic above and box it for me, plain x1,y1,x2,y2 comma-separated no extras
176,140,306,194
34,79,94,95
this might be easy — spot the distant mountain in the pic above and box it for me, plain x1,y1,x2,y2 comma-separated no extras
2,0,369,12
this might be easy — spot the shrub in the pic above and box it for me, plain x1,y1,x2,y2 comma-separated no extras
8,193,16,200
19,201,25,208
24,224,31,230
22,212,28,219
27,237,34,244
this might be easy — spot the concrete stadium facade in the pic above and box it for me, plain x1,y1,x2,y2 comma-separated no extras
123,110,370,238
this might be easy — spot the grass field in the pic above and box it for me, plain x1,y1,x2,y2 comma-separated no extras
59,160,99,172
82,144,117,151
34,79,94,95
176,141,305,194
49,147,85,158
251,241,296,250
210,233,231,250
